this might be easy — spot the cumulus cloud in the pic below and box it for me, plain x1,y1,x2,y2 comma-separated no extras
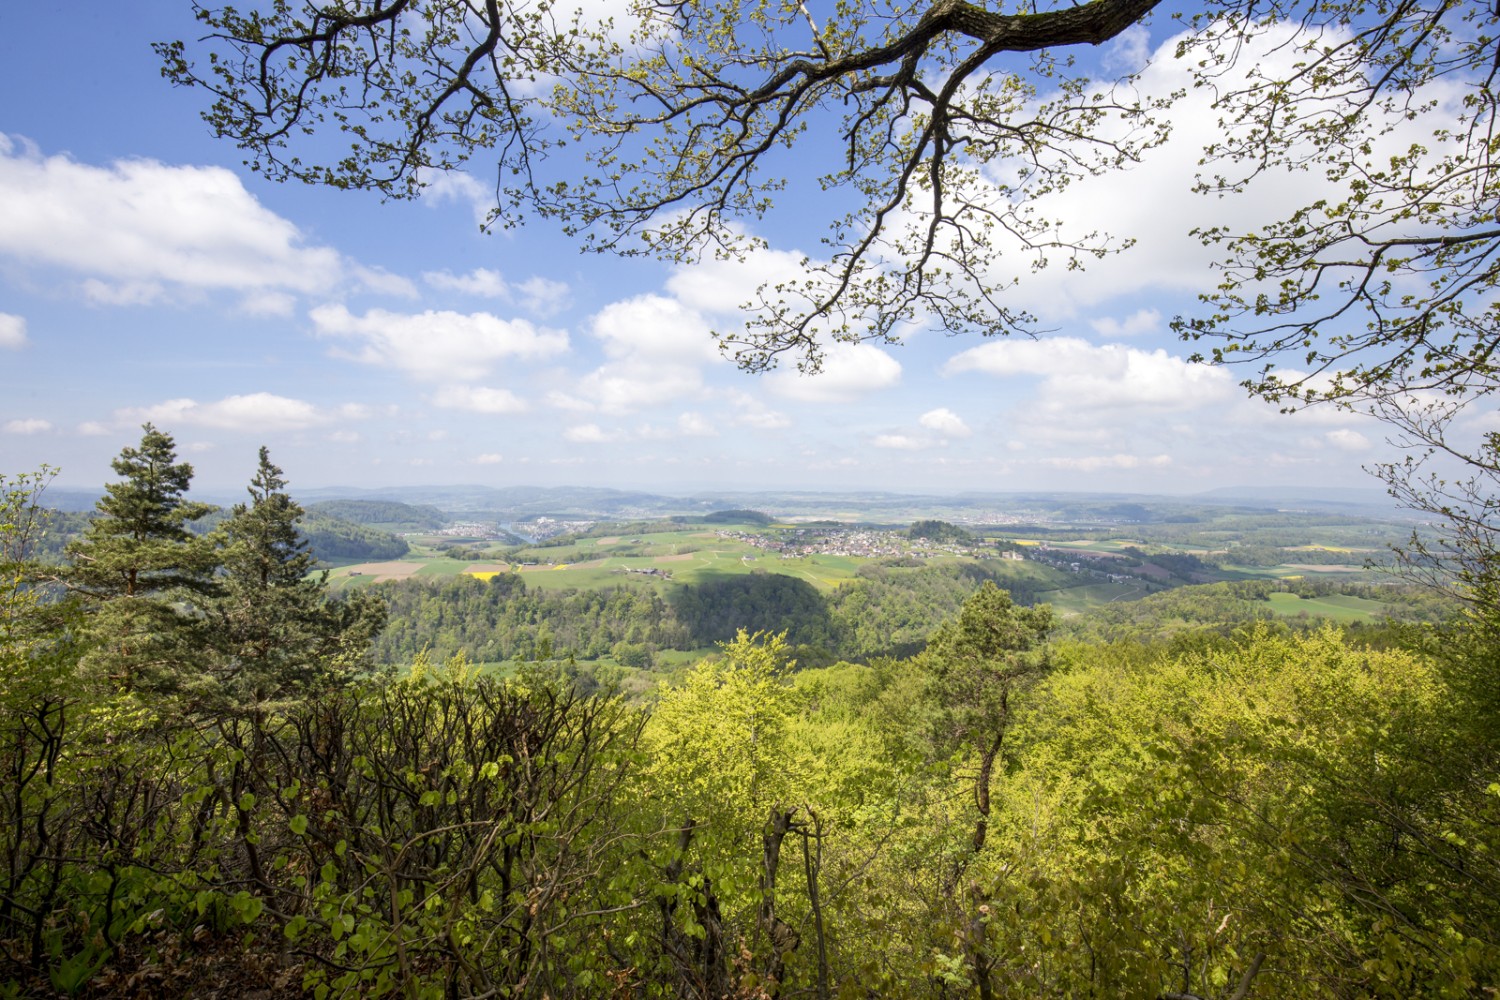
723,390,792,430
1325,428,1372,452
564,423,621,443
874,434,924,450
946,337,1232,412
474,452,504,464
591,294,721,363
425,267,510,298
0,313,25,349
0,135,350,300
874,23,1442,327
677,412,718,437
82,279,164,306
430,385,529,414
551,362,706,416
239,291,297,317
420,170,494,225
769,343,902,403
3,418,52,435
515,277,570,317
544,294,728,417
920,407,972,438
1090,308,1161,338
310,304,568,381
665,245,809,317
117,393,353,432
422,268,569,316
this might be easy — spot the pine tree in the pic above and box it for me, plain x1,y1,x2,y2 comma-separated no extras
198,447,384,715
65,424,217,689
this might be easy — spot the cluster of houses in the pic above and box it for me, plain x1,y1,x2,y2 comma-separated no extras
716,526,994,561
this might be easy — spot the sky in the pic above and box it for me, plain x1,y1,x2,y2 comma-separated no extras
0,3,1423,497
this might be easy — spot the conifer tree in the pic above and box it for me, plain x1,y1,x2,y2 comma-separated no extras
64,424,217,689
198,446,383,715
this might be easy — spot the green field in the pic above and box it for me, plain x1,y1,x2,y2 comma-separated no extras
1038,581,1157,616
324,525,878,594
1219,563,1381,581
1266,592,1387,622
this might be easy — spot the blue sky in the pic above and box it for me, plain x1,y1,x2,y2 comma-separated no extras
0,4,1412,496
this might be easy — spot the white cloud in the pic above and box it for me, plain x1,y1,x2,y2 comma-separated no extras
118,392,349,432
310,304,568,380
546,390,594,413
1102,23,1151,73
677,412,718,437
239,291,297,317
77,421,111,436
590,294,721,363
515,277,570,317
3,418,52,435
768,343,902,403
1325,428,1372,452
1090,308,1161,338
723,390,792,430
666,245,809,317
552,362,705,416
738,409,792,430
0,135,343,299
420,170,494,226
946,337,1232,412
82,279,164,306
564,423,622,443
874,434,924,450
920,407,972,438
424,267,510,298
329,430,361,444
430,385,529,414
877,23,1438,330
0,313,25,349
351,266,419,298
474,452,504,464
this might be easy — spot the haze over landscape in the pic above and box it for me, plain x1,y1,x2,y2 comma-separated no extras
0,5,1414,496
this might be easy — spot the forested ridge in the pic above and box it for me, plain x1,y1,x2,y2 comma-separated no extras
13,0,1500,991
367,557,1212,668
4,429,1498,999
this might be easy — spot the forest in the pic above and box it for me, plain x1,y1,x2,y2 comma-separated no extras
3,425,1498,999
7,0,1500,996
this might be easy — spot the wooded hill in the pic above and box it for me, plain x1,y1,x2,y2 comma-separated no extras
5,431,1495,998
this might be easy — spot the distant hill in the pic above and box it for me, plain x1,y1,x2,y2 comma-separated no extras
908,519,976,544
306,499,448,530
1194,485,1406,518
694,509,775,526
294,484,670,518
30,503,408,567
301,515,411,563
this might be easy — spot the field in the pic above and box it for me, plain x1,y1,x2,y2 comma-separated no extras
327,527,873,594
1266,591,1388,622
1037,582,1155,616
324,520,1410,629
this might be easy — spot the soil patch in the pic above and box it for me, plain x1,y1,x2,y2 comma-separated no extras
345,561,424,581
